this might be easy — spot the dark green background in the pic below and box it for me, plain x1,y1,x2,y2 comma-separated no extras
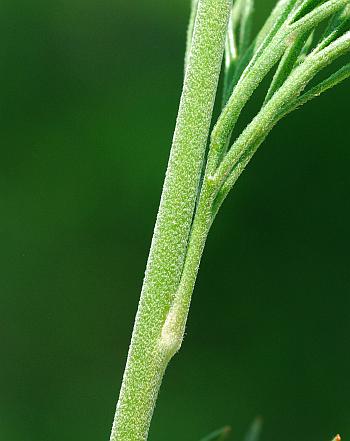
1,1,349,440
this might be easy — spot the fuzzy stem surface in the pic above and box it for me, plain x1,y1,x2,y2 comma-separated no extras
109,1,232,440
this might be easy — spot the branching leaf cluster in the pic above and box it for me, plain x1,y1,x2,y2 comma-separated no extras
194,0,350,220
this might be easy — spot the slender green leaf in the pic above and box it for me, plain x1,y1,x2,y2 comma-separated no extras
223,0,254,105
264,30,311,103
226,0,297,98
291,0,349,35
296,29,315,63
291,0,325,22
281,61,350,116
238,0,254,54
223,8,239,105
316,4,350,51
224,0,249,74
256,0,298,48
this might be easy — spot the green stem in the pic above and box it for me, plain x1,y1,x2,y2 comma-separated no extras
109,1,232,440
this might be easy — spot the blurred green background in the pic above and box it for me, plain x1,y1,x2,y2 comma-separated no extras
1,1,349,440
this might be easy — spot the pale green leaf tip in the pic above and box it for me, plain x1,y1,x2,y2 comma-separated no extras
243,416,263,441
200,425,232,441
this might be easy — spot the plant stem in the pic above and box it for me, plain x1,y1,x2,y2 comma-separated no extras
109,1,232,440
110,0,350,438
